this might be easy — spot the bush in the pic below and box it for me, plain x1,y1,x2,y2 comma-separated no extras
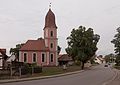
19,63,42,75
20,67,29,75
75,61,81,66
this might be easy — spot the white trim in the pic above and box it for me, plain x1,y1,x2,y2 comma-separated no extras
47,52,49,65
56,39,58,66
0,58,3,67
32,52,37,63
19,51,21,62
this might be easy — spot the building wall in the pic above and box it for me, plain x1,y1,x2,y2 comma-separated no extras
19,51,57,66
94,57,102,64
0,56,2,69
44,27,58,66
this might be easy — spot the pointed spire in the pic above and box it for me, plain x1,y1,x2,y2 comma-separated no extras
44,3,57,29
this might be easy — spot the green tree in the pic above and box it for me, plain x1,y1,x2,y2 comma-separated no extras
104,53,115,63
66,26,100,69
111,27,120,65
10,43,24,61
57,46,61,54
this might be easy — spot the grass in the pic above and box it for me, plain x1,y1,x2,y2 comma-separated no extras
29,65,81,77
114,65,120,70
0,65,82,79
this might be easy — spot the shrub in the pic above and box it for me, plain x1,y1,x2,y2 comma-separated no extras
33,66,42,73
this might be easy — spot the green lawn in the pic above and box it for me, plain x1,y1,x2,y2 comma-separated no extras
30,65,81,77
114,65,120,70
0,65,82,79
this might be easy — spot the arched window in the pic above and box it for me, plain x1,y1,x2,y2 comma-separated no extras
50,31,53,37
42,53,45,62
23,53,27,62
50,54,54,62
33,53,37,62
50,43,53,48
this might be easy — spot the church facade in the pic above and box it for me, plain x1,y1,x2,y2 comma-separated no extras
19,8,58,66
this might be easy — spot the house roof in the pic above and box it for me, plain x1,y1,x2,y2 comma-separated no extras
58,54,73,61
19,38,49,51
0,49,6,55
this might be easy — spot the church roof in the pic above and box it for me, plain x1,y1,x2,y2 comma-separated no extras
44,9,57,28
20,39,49,51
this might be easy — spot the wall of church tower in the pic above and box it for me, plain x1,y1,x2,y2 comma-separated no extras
43,8,58,66
44,27,58,66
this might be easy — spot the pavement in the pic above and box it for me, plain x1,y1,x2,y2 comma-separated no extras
0,65,120,85
105,68,120,85
0,70,84,84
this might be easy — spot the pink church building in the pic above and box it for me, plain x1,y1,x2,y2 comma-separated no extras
19,7,58,66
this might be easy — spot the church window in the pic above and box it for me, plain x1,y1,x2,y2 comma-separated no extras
33,53,37,62
50,31,53,37
50,43,53,48
50,54,54,62
23,53,27,62
42,53,45,62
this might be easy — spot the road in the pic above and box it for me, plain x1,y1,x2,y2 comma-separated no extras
1,64,116,85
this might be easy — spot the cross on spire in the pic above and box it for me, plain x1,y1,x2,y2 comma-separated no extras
49,3,52,9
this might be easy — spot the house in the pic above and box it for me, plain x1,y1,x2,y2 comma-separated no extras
0,49,7,69
58,54,73,66
94,55,104,64
19,6,58,66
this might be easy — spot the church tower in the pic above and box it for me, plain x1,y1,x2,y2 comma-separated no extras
44,4,58,66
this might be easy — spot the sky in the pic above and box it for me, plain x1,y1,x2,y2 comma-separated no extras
0,0,120,55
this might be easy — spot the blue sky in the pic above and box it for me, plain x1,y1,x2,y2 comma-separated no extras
0,0,120,55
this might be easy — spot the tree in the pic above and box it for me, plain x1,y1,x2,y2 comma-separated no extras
111,27,120,65
10,43,24,61
66,26,100,69
57,46,61,54
104,53,115,63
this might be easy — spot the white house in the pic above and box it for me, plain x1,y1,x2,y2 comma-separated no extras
94,56,104,64
0,49,6,69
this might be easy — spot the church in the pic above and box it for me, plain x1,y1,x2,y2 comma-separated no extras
19,6,58,66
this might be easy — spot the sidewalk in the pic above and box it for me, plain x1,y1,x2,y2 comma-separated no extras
0,70,84,84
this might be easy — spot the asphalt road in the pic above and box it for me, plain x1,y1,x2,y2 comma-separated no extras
1,64,115,85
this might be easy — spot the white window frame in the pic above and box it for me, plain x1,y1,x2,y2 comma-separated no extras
41,52,46,63
50,30,54,37
23,52,28,62
50,53,54,62
32,52,37,63
50,42,54,49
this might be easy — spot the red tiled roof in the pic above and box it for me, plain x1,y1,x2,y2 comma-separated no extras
20,39,49,51
58,54,73,61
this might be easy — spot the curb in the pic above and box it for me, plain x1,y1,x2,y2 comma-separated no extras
0,70,84,84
